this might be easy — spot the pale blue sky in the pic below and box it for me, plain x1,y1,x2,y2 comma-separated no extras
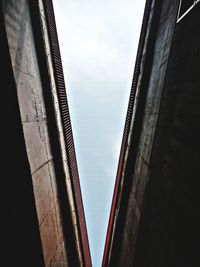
52,1,145,266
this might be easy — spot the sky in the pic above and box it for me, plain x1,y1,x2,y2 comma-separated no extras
52,1,146,266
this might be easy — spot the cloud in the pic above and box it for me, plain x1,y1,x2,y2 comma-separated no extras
53,0,145,93
52,0,146,266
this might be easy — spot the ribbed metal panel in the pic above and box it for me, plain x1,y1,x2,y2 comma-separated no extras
102,0,153,266
42,1,91,266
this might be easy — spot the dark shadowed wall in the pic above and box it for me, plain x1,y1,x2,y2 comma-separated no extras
134,2,200,267
0,2,45,266
105,1,200,266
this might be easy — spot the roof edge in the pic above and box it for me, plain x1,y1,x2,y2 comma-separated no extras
102,1,153,266
42,0,92,266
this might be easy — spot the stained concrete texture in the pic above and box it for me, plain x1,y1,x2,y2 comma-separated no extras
107,0,200,266
2,1,68,266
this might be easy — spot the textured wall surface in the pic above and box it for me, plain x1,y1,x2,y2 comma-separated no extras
0,3,45,266
134,3,200,267
108,1,180,266
2,1,68,266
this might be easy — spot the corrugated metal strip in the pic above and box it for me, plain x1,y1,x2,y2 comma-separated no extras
102,0,153,266
42,1,92,266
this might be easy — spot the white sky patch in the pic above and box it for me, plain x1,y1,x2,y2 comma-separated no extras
52,1,146,266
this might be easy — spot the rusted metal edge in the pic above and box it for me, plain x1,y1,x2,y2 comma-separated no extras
42,1,92,266
102,1,152,266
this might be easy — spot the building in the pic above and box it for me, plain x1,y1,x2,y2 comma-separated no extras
2,0,200,266
103,0,200,266
0,0,91,266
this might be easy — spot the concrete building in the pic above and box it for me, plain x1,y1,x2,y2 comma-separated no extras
103,0,200,266
0,0,91,266
2,0,200,266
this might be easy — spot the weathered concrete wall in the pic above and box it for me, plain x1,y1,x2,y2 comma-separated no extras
2,1,68,266
0,3,45,266
108,1,180,266
134,3,200,267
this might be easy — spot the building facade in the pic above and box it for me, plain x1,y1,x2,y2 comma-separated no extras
0,0,91,266
103,0,200,266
